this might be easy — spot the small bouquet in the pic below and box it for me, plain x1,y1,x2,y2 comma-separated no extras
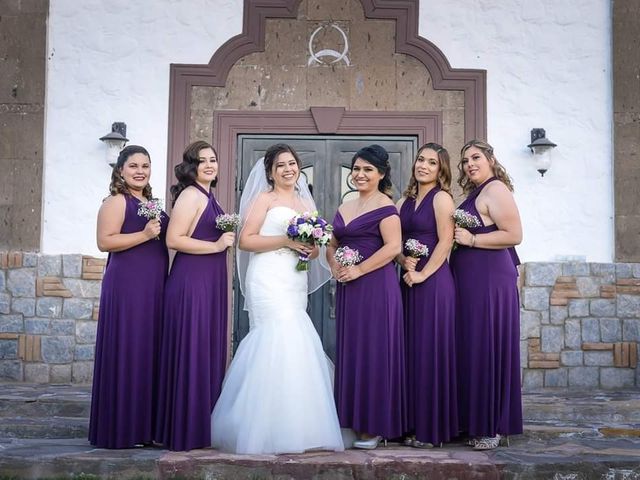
286,211,333,271
215,213,241,232
137,198,163,239
334,246,363,267
452,208,481,250
404,238,429,258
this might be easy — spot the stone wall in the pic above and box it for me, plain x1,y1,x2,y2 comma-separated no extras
1,254,638,387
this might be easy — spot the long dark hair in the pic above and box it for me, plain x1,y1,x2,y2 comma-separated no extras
458,139,514,195
262,143,302,189
351,144,393,198
170,140,218,206
403,142,452,198
108,145,152,200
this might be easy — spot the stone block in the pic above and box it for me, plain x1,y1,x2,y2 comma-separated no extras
565,319,582,349
576,277,600,298
622,319,640,341
584,351,614,366
520,340,528,368
0,360,22,381
36,277,72,298
522,369,543,390
562,262,589,276
72,361,93,384
561,351,583,366
50,319,75,335
18,334,41,362
82,257,106,280
62,278,102,298
63,298,93,319
36,297,62,317
41,335,74,363
0,292,10,314
525,263,561,287
600,318,622,342
568,367,599,388
600,285,617,298
62,254,83,278
50,364,72,383
568,299,589,317
24,363,49,383
617,295,640,318
75,321,97,344
25,318,50,334
540,326,563,352
22,252,38,267
522,287,550,311
0,314,23,333
11,297,35,316
613,342,638,367
539,310,549,324
616,263,634,279
37,255,62,277
590,263,616,280
549,306,567,324
520,310,541,340
600,368,635,389
7,268,35,297
0,270,5,291
634,264,640,278
74,344,95,361
590,299,616,317
544,368,568,387
0,339,18,359
582,342,613,350
582,318,601,343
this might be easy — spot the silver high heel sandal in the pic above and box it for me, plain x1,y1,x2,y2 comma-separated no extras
353,435,387,450
412,439,436,449
473,434,509,450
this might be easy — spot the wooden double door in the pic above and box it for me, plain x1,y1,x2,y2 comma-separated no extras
232,135,417,360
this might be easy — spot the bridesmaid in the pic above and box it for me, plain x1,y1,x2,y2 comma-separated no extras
327,144,405,449
396,143,457,448
90,145,169,448
155,140,235,451
450,139,523,450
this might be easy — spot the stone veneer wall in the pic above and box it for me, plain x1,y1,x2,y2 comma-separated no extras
1,252,639,387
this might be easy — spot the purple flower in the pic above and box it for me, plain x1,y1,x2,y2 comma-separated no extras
296,217,306,225
287,224,299,237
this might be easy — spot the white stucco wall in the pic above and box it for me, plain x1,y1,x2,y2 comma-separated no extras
43,0,613,262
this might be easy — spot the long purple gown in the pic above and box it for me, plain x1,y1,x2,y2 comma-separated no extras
399,188,458,445
155,183,229,451
449,177,523,438
333,205,405,439
89,194,169,448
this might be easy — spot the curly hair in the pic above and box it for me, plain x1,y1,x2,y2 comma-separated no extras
403,142,452,198
457,139,514,195
351,144,394,198
108,145,153,200
170,140,217,206
262,143,302,189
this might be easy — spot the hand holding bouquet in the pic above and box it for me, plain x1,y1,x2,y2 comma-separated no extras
137,198,163,240
286,211,333,271
333,246,363,267
452,208,481,250
404,238,429,258
215,213,241,232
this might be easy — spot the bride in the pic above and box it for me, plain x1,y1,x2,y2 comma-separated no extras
211,143,344,454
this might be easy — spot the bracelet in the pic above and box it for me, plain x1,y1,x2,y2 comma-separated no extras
470,234,476,247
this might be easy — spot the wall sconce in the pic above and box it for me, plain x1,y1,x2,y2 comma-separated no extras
99,122,129,167
527,128,557,177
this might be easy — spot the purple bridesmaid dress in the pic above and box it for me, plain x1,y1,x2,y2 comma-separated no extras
155,183,229,451
399,187,458,445
333,205,405,439
89,194,169,448
449,177,523,438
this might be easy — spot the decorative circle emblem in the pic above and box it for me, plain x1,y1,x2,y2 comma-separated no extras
307,23,350,66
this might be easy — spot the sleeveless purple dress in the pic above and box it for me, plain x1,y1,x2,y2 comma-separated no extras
333,205,405,439
399,188,458,445
155,183,229,451
89,194,169,448
449,177,523,438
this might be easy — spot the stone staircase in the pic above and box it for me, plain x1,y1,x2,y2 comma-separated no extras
0,384,639,479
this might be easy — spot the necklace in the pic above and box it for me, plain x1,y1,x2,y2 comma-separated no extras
355,193,375,216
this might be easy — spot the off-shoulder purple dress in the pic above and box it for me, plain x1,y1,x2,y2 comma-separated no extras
449,177,523,438
89,194,169,449
155,183,229,451
399,188,458,445
333,205,405,439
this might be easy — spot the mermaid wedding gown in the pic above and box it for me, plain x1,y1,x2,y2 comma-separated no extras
211,206,344,454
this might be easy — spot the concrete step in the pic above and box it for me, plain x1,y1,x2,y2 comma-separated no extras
0,384,91,419
0,416,88,439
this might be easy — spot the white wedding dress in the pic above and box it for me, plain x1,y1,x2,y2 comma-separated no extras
211,206,344,454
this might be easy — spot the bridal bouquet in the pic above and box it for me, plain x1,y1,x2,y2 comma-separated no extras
137,198,163,239
452,208,481,250
404,238,429,258
286,211,333,271
215,213,241,232
334,246,363,267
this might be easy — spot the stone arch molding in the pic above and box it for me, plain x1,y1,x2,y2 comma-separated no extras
167,0,486,171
